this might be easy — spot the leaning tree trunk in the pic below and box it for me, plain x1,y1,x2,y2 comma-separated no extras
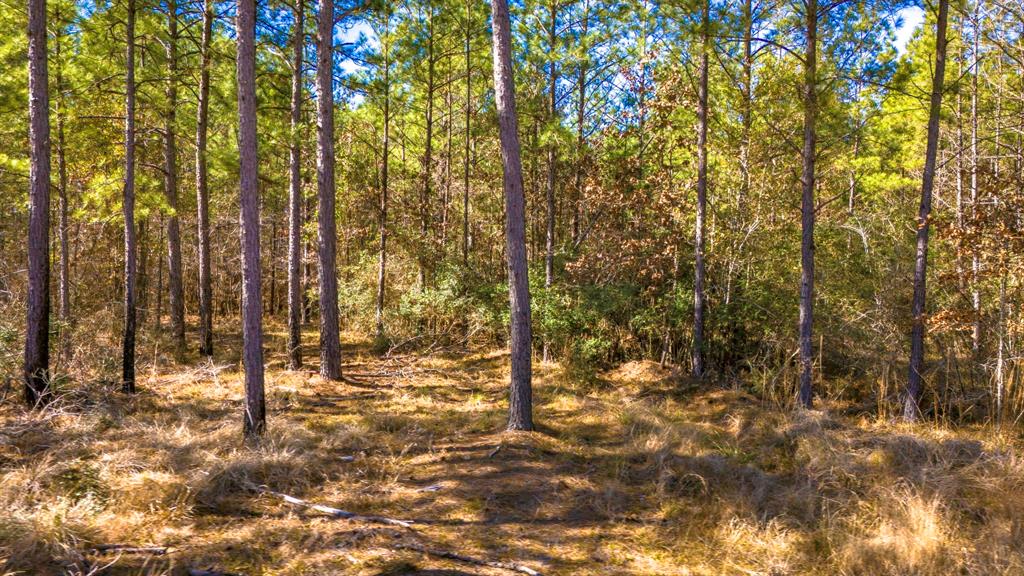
317,0,342,380
24,0,51,405
287,0,304,369
797,0,817,408
692,0,709,379
905,0,949,421
165,0,185,358
122,0,138,394
196,0,214,356
490,0,533,431
237,0,266,437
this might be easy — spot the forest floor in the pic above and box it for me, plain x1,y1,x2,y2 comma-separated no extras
2,327,1024,575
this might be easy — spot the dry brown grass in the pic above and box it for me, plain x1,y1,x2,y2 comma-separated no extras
2,327,1024,575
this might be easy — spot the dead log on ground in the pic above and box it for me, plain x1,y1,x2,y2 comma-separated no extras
394,541,542,576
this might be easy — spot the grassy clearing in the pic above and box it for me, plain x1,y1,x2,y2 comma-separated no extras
2,328,1024,575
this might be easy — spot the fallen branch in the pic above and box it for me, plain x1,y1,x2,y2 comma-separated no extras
394,542,542,576
244,482,414,528
188,569,244,576
87,544,169,555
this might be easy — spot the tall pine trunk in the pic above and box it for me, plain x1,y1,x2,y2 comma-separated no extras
797,0,817,408
165,0,185,358
196,0,214,356
122,0,138,394
462,0,472,265
56,15,71,363
24,0,51,405
542,0,557,363
905,0,949,421
692,0,709,379
376,14,391,338
287,0,304,369
317,0,342,379
490,0,533,431
419,5,435,291
237,0,266,437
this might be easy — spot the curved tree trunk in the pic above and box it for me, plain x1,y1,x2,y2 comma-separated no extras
237,0,266,437
25,0,51,405
490,0,533,431
905,0,949,421
317,0,342,379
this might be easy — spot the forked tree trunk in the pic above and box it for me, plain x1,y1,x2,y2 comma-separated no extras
905,0,949,421
196,0,214,356
692,0,709,379
317,0,342,380
237,0,266,437
122,0,138,394
165,0,185,359
490,0,533,431
797,0,817,408
24,0,51,405
287,0,304,369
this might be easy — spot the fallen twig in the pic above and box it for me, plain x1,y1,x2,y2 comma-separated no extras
394,541,542,576
87,544,169,555
188,569,244,576
243,482,414,528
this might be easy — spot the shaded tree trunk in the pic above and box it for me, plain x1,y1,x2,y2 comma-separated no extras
905,0,949,421
317,0,342,379
55,16,71,362
122,0,138,394
462,0,472,266
287,0,304,369
376,12,391,337
797,0,817,408
24,0,51,405
196,0,214,356
165,0,184,358
237,0,266,437
692,0,709,379
419,4,435,291
490,0,533,431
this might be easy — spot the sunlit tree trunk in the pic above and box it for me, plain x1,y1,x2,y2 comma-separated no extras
24,0,51,405
55,15,71,363
317,0,342,380
419,4,435,291
692,0,709,379
491,0,533,431
905,0,949,421
288,0,304,369
543,0,558,362
376,11,392,338
237,0,266,437
122,0,138,394
797,0,818,408
462,0,473,266
196,0,214,356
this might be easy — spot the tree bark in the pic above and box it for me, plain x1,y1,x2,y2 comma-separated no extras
462,0,472,266
122,0,138,394
905,0,948,421
419,4,436,291
490,0,533,431
237,0,267,437
165,0,185,359
376,12,391,338
317,0,342,379
56,14,71,362
797,0,817,408
692,0,709,379
196,0,214,356
542,0,557,363
288,0,304,369
24,0,51,405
